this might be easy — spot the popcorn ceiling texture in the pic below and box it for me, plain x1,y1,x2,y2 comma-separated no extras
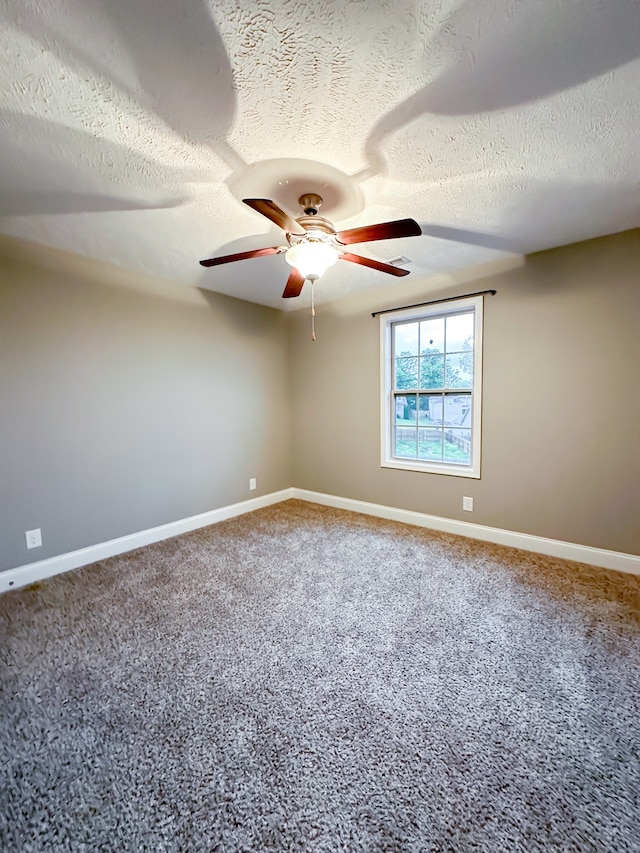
1,500,639,850
0,0,639,308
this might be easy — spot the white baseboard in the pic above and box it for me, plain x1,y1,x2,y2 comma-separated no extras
292,489,640,576
3,486,638,593
1,488,295,593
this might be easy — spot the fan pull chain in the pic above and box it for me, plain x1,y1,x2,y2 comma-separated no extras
311,279,316,341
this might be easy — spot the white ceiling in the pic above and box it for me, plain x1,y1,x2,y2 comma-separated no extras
0,0,639,311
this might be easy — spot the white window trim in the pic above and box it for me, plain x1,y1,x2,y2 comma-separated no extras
379,294,483,479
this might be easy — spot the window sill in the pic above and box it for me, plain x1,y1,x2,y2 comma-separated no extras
381,458,480,479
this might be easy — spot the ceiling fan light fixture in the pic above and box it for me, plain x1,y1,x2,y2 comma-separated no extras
285,241,339,281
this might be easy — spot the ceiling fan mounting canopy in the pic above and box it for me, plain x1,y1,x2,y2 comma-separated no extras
298,193,323,216
199,192,422,298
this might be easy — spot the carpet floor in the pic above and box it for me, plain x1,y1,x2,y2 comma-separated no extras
1,499,639,852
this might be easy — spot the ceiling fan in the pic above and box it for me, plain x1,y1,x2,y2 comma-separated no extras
199,194,422,298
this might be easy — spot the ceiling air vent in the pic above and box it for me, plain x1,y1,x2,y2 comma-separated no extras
387,255,411,267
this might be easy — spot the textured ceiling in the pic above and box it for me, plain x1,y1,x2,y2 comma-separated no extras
1,0,639,310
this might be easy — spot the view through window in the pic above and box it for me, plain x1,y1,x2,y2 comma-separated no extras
380,295,483,477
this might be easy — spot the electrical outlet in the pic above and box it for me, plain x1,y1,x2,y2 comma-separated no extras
249,478,257,491
462,497,473,512
25,528,42,549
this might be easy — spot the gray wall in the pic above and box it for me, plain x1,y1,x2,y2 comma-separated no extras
288,230,640,556
0,239,291,572
2,230,638,573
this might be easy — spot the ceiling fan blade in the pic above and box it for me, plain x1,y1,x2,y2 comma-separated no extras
243,198,306,235
340,252,410,277
336,218,422,246
199,246,281,267
283,268,305,298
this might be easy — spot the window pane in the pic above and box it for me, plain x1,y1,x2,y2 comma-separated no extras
440,393,472,427
444,429,471,465
417,395,432,425
445,353,473,388
420,317,444,353
395,426,417,458
394,394,417,425
419,354,445,389
395,356,418,390
394,321,419,356
446,312,474,353
419,428,443,461
421,393,444,425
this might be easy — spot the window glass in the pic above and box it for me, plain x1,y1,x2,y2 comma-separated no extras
420,317,444,353
394,321,419,356
395,357,418,390
445,353,473,389
419,354,445,389
446,312,474,352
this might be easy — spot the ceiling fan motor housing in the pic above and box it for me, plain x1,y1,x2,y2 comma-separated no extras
289,215,336,246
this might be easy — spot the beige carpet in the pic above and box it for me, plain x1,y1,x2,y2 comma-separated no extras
1,499,639,852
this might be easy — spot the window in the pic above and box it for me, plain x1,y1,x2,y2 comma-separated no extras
380,295,483,478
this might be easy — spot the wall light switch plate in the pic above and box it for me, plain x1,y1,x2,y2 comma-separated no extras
463,497,474,512
249,478,257,490
25,528,42,549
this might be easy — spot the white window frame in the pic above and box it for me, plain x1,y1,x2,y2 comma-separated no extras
380,294,483,478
